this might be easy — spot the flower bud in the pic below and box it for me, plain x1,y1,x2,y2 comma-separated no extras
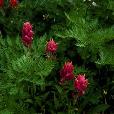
60,61,74,83
46,39,58,53
74,74,88,96
10,0,18,8
22,22,34,47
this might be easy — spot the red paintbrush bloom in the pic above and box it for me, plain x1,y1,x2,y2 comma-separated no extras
46,39,58,53
74,74,88,96
60,61,74,83
9,0,18,8
22,22,34,47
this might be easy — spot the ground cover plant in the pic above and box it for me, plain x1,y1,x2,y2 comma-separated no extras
0,0,114,114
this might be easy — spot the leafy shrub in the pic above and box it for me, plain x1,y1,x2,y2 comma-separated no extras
0,0,114,114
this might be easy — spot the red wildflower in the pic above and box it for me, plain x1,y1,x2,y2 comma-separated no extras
9,0,18,8
46,39,58,53
0,0,3,7
22,22,34,47
74,74,88,96
60,61,74,83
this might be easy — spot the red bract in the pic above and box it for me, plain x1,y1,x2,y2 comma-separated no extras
9,0,18,8
0,0,3,7
74,74,88,96
60,61,74,83
22,22,34,47
46,39,58,53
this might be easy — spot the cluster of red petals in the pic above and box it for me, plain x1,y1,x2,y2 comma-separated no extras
22,22,34,47
60,61,74,83
0,0,3,7
46,39,58,53
9,0,18,8
74,74,88,96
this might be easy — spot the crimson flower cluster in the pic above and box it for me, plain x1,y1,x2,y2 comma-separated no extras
10,0,18,8
46,39,58,53
60,62,88,96
74,74,88,96
60,62,74,83
22,22,34,47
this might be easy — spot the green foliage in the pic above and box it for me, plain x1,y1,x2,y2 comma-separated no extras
0,0,114,114
0,36,55,113
88,104,110,114
56,8,114,66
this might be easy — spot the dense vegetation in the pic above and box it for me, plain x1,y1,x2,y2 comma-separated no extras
0,0,114,114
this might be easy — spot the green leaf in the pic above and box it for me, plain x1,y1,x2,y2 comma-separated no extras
9,86,18,95
89,104,110,114
0,109,13,114
55,85,63,94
